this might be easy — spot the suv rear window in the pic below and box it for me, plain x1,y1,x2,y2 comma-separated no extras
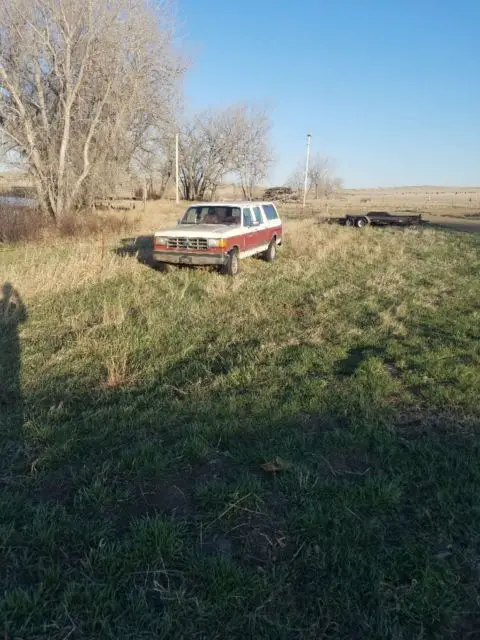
262,204,279,221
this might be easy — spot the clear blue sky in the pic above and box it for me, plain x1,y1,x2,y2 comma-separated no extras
179,0,480,188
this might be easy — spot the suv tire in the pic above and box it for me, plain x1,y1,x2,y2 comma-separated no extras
263,239,277,262
224,249,240,276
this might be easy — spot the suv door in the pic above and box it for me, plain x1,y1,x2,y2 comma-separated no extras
261,203,282,244
242,207,259,252
253,205,268,248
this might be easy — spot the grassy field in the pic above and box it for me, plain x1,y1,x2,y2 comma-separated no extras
1,208,480,639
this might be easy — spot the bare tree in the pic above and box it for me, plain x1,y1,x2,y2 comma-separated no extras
179,107,239,201
179,104,273,201
285,164,305,192
133,127,177,199
232,105,273,200
330,176,344,194
308,155,334,199
0,0,183,221
286,154,342,198
179,110,226,201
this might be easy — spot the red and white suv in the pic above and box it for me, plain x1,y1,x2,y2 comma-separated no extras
153,202,282,275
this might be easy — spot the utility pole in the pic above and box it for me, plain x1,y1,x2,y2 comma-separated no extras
303,133,312,209
175,133,180,204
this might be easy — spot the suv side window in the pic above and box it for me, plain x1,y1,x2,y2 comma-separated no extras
253,206,263,225
262,204,279,221
243,208,253,227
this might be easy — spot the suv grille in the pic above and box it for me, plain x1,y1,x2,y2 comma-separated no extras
167,237,208,250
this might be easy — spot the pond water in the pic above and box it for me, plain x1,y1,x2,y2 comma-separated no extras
0,195,37,208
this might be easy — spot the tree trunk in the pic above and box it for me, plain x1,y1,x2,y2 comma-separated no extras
31,172,57,222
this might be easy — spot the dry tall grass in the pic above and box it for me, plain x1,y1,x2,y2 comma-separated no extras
1,239,141,300
1,211,464,309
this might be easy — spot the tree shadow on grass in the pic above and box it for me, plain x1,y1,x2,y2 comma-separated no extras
115,234,155,264
0,283,27,475
2,338,480,638
335,344,387,376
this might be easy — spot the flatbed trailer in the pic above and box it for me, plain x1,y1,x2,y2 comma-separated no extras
345,211,422,228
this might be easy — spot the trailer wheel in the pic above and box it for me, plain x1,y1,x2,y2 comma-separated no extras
356,217,368,228
345,218,354,227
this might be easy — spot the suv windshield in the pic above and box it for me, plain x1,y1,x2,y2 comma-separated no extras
180,206,241,225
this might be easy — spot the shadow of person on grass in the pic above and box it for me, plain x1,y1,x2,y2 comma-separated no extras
0,282,27,474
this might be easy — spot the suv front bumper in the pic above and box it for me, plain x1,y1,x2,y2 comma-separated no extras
152,250,228,266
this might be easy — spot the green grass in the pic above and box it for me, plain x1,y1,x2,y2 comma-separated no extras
1,219,480,639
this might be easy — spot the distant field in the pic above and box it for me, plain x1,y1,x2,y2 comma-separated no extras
281,187,480,234
1,209,479,639
2,176,480,235
2,170,480,221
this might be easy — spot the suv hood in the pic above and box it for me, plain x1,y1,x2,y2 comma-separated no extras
154,224,240,239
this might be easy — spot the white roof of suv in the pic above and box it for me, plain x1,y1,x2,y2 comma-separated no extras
186,201,277,208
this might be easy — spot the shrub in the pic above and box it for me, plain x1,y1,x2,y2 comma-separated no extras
0,205,45,243
0,204,138,244
57,212,138,238
134,186,164,201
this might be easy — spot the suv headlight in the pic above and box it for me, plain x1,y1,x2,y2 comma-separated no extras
207,238,226,248
156,237,169,246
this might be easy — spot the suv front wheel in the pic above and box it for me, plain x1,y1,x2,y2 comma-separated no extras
223,249,240,276
263,239,277,262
